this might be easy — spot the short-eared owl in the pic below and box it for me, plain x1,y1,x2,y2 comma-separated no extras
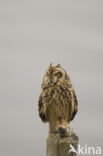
38,63,78,136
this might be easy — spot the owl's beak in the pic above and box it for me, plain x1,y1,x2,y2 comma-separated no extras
49,77,53,84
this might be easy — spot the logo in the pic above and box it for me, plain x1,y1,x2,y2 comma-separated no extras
69,144,102,155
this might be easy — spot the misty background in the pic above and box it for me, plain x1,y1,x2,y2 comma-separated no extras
0,1,103,156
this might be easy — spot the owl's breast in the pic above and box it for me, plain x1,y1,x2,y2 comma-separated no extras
45,87,71,121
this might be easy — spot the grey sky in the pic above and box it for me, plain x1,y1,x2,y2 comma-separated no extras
0,1,103,156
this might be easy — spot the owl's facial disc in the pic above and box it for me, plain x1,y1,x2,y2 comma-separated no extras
45,70,64,86
54,70,65,85
42,64,69,88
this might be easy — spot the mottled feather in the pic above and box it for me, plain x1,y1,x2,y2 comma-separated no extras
38,64,78,134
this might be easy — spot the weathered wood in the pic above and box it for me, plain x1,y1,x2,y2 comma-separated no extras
46,133,78,156
46,133,60,156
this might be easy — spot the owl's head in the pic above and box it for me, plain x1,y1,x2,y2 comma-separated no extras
42,63,71,88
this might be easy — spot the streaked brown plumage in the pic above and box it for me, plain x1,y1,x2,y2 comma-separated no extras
38,63,78,136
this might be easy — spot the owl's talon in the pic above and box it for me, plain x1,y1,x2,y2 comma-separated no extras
58,126,73,137
67,127,73,136
58,127,65,135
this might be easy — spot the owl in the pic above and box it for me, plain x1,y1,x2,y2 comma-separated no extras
38,63,78,137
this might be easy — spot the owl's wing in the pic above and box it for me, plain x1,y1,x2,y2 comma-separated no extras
38,94,48,122
70,89,78,121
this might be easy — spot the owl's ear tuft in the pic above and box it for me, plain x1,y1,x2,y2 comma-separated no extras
50,62,53,67
55,64,61,68
49,62,54,73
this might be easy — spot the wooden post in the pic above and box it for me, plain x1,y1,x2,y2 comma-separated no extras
46,133,78,156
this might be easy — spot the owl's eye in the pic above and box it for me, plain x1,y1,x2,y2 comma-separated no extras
55,72,62,78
